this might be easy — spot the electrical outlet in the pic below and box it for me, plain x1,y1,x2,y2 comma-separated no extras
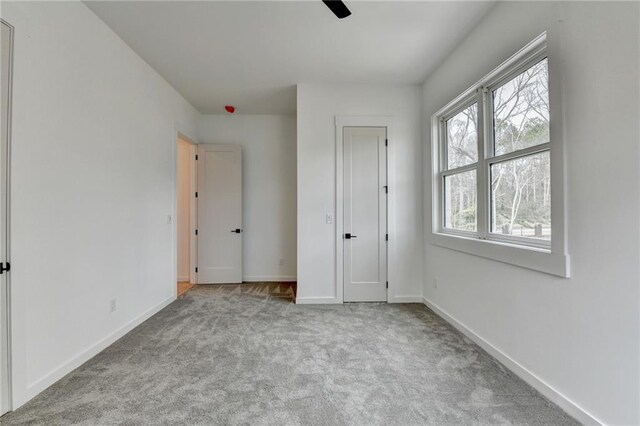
325,214,333,224
433,278,438,289
109,298,117,313
279,258,285,266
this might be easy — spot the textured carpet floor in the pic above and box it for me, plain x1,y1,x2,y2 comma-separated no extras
2,284,578,425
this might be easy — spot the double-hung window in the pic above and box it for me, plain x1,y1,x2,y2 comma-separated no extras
432,33,569,276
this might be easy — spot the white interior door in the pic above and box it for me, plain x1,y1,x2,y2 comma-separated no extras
0,19,13,415
343,127,387,302
197,144,242,284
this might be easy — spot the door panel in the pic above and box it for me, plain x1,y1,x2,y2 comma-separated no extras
197,144,242,284
343,127,387,302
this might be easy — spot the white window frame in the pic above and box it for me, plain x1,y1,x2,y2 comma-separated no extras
430,33,570,277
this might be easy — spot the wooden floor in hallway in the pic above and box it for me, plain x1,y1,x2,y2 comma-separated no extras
177,281,194,297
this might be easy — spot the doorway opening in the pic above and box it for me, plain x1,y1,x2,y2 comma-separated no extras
176,135,197,297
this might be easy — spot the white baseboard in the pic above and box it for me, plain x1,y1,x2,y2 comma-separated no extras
20,296,175,408
243,276,297,282
296,296,340,304
297,295,423,304
422,297,602,426
177,275,189,282
388,295,423,303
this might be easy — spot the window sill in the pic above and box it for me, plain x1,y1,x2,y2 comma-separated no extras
429,232,570,278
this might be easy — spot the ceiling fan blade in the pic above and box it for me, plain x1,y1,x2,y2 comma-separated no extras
322,0,352,19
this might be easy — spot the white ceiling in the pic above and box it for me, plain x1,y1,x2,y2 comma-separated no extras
85,1,494,114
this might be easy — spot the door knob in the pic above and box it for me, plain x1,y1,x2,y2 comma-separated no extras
344,233,357,239
230,229,243,233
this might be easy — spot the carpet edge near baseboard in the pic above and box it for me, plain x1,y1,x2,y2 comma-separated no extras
422,297,602,426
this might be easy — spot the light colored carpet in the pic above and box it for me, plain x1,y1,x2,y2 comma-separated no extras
1,284,578,425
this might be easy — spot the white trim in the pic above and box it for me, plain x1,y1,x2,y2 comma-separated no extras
335,116,393,304
177,275,190,282
188,141,197,286
0,18,14,415
335,120,344,303
430,232,569,278
242,276,297,282
388,295,423,303
546,27,568,257
423,297,602,426
18,296,175,409
295,296,340,305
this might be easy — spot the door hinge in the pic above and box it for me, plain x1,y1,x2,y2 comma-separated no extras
195,154,198,160
383,185,388,194
385,139,388,146
0,262,10,274
195,192,198,198
385,234,388,241
386,281,388,289
195,267,198,273
195,229,198,235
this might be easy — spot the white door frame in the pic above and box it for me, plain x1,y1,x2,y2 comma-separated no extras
335,116,394,304
0,18,14,415
173,126,199,297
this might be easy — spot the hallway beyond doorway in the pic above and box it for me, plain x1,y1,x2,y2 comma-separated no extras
176,281,194,297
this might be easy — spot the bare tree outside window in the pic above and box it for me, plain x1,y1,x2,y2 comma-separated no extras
444,103,478,231
493,59,549,155
447,103,478,168
491,152,550,239
445,170,477,231
490,58,551,239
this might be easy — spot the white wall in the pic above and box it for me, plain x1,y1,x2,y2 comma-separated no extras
297,84,423,303
197,114,297,282
176,138,193,282
1,1,200,408
422,2,639,425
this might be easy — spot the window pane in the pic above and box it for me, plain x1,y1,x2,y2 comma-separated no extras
444,170,476,232
493,58,549,156
446,103,478,169
490,151,550,240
